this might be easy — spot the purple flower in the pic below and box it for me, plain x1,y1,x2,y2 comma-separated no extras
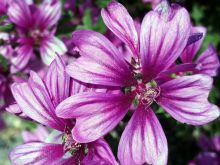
0,0,7,16
181,26,220,77
56,1,220,164
7,0,67,72
9,56,118,165
188,135,220,165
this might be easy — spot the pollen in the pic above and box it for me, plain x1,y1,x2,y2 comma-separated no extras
134,80,160,107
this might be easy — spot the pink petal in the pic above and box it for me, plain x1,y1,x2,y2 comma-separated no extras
11,71,66,131
8,0,32,29
101,1,139,55
34,0,61,30
40,36,67,65
181,26,207,63
158,74,220,125
10,45,33,73
69,30,135,87
118,106,168,165
70,80,97,95
9,142,64,165
140,2,191,82
22,126,49,143
157,63,197,84
6,103,28,118
195,44,220,76
83,138,118,165
56,92,133,143
44,56,70,106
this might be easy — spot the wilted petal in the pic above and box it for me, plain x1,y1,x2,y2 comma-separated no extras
8,0,32,29
118,106,168,165
9,142,64,165
140,2,191,82
10,45,33,73
195,44,220,76
158,74,220,125
40,36,67,65
35,0,61,30
44,56,70,106
101,1,139,55
56,92,133,143
83,138,118,165
11,71,66,131
181,26,206,63
69,30,135,87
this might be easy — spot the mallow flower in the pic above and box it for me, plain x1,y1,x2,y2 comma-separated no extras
56,1,220,165
9,56,117,165
7,0,67,72
180,26,220,77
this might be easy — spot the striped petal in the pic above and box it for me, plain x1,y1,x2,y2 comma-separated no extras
140,2,191,82
158,74,220,125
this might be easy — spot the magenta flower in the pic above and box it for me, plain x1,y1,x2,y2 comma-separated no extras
181,26,220,77
9,56,117,165
56,2,220,164
7,0,67,72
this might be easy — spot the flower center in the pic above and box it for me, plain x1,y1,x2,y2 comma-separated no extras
28,29,47,46
124,57,161,107
62,133,88,156
134,80,160,107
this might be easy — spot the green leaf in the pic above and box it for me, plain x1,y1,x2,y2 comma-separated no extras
95,0,111,8
82,9,92,29
0,24,14,32
0,54,8,71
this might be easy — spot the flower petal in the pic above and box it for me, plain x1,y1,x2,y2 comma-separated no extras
56,92,133,143
22,126,49,143
6,103,28,118
8,0,32,29
10,45,33,73
44,56,70,106
69,30,134,87
101,1,139,55
83,138,118,165
181,26,207,63
140,2,191,82
158,74,220,125
118,106,168,165
11,71,66,131
40,36,67,65
34,0,61,30
195,44,220,76
9,142,64,165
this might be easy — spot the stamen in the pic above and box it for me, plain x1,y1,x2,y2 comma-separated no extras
62,131,89,157
134,80,160,107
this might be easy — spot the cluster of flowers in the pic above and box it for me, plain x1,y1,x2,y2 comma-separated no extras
0,0,219,164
